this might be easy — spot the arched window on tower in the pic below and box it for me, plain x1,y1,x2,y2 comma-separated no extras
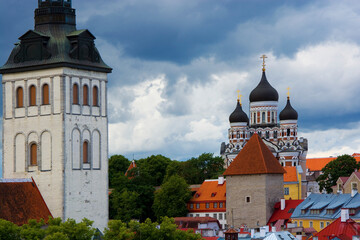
266,131,270,139
237,131,240,139
93,86,98,106
30,143,37,166
29,85,36,106
83,85,89,105
42,84,49,105
253,113,256,124
262,112,265,123
16,87,24,108
73,83,79,105
287,129,291,137
274,131,278,139
271,112,275,123
83,141,89,164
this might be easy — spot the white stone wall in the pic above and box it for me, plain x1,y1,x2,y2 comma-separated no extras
2,67,109,230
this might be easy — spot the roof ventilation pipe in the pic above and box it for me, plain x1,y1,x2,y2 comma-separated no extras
281,199,286,210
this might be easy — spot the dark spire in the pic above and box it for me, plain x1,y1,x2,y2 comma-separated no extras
35,0,75,28
229,100,249,124
249,71,279,102
279,97,298,120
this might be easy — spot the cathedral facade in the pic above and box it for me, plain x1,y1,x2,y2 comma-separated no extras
0,0,111,230
220,59,308,196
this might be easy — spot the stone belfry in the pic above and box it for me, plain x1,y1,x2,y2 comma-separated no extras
0,0,111,230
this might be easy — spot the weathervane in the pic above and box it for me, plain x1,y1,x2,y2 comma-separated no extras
237,90,242,105
260,54,267,72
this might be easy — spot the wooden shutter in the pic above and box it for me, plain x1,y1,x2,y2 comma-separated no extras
29,85,36,106
42,84,49,105
73,84,79,104
17,87,24,108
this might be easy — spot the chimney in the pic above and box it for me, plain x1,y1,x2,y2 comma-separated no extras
351,189,358,197
341,209,349,222
271,226,276,232
218,176,224,185
281,199,286,210
260,227,266,237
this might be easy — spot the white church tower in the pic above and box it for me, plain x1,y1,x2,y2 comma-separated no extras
0,0,111,230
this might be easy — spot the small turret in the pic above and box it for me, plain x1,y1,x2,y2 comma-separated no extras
35,0,75,28
279,91,298,121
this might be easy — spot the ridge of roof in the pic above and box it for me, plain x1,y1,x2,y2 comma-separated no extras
223,134,285,176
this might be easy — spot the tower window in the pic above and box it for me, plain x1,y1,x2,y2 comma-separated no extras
29,85,36,106
30,143,37,166
245,196,251,203
266,131,270,139
262,112,266,123
93,86,99,106
83,141,89,164
253,113,256,124
271,112,275,123
83,85,89,105
73,83,79,104
274,131,278,139
42,84,49,105
287,129,291,137
16,87,24,108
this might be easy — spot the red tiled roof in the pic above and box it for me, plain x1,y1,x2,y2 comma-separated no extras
224,228,238,234
307,155,360,172
223,134,285,176
125,160,137,177
304,227,317,234
189,180,226,203
0,178,53,226
268,199,303,225
174,217,221,230
284,166,298,182
339,177,349,184
314,217,360,240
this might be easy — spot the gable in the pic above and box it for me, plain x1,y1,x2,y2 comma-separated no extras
19,30,50,41
343,172,360,190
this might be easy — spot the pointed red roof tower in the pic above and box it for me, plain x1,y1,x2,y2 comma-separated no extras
224,134,285,229
223,133,285,176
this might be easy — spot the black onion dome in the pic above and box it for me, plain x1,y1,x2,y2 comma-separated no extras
279,97,298,120
249,72,279,102
229,101,249,123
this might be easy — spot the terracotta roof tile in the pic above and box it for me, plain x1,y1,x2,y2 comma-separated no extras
223,134,285,176
314,217,360,240
189,180,226,202
268,200,303,225
283,167,298,182
125,160,137,177
0,178,52,225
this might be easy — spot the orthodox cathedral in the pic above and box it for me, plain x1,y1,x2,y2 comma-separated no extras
0,0,110,230
220,56,308,180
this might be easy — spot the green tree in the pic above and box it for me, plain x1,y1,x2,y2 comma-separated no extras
110,189,142,222
109,155,131,188
20,219,46,240
45,217,96,240
44,232,69,240
153,175,192,220
316,154,360,193
104,220,135,240
0,219,21,240
137,155,172,186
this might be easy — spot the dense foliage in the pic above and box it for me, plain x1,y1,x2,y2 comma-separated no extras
0,218,97,240
316,154,360,193
109,153,224,222
104,217,202,240
153,175,192,220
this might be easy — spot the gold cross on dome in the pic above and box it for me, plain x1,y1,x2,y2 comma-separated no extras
237,90,242,105
260,54,267,72
287,87,290,98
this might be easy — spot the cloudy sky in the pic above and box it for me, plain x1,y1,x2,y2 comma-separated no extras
1,0,360,169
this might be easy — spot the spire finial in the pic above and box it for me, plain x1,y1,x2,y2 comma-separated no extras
237,90,242,105
260,54,267,72
287,87,290,99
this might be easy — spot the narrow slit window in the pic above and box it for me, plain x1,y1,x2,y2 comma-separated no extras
29,85,36,106
83,85,89,105
73,83,79,104
93,86,98,106
17,87,24,108
42,84,49,105
30,143,37,166
83,141,89,164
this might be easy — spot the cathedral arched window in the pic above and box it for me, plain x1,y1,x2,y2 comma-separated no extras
30,143,37,166
287,129,291,137
271,112,275,123
42,84,49,105
83,85,89,105
266,131,270,139
237,131,240,138
274,131,278,139
93,86,98,106
258,131,262,137
262,112,265,123
29,85,36,106
253,113,256,124
83,141,90,164
16,87,24,108
73,83,79,104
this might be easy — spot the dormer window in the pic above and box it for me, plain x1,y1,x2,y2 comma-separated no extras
195,193,200,198
211,192,217,197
